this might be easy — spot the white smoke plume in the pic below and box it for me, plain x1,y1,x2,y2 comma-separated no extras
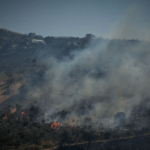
23,5,150,129
110,5,150,41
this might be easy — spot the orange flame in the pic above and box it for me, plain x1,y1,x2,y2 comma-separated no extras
3,114,7,120
12,108,16,113
21,111,25,114
51,121,59,130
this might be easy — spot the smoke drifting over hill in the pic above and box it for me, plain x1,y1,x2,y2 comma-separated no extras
12,6,147,129
1,5,150,130
110,5,150,41
23,40,149,129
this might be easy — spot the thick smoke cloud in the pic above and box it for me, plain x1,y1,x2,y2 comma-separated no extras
25,39,150,128
22,5,150,129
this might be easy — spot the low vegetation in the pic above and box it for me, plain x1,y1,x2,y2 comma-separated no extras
1,105,150,150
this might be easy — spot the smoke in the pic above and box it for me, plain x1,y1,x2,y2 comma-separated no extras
24,36,150,128
6,5,150,129
109,5,150,41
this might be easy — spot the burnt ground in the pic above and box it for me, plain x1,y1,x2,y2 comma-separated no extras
89,134,150,150
59,134,150,150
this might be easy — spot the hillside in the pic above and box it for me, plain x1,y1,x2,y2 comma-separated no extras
0,28,23,39
1,29,150,150
0,29,92,106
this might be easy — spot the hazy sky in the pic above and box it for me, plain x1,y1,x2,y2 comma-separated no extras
0,0,149,37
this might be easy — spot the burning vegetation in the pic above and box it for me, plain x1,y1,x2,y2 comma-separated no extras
51,121,59,130
1,23,150,149
3,114,7,120
21,111,25,114
0,104,150,150
12,108,16,113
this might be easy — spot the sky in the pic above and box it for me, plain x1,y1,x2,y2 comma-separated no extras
0,0,150,38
